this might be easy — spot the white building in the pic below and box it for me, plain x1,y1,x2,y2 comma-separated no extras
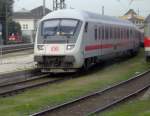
13,6,51,43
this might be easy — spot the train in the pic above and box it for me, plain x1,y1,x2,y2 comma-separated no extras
34,9,142,73
144,15,150,61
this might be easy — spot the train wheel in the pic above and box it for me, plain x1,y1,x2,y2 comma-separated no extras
129,49,137,57
82,59,91,71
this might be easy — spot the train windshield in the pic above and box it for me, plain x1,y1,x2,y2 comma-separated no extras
43,20,59,36
42,19,79,36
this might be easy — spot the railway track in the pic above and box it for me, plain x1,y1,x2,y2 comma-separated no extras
0,69,39,85
0,74,66,97
0,43,33,54
0,69,78,97
31,70,150,116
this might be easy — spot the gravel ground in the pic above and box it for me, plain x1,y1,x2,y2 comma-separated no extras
0,52,35,74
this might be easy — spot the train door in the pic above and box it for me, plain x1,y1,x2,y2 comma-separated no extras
83,22,89,58
94,25,99,57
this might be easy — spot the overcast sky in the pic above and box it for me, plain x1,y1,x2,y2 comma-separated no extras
14,0,150,17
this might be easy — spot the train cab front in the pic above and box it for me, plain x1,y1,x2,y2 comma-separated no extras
34,19,83,72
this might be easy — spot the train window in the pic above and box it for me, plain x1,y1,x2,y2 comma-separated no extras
121,28,123,39
111,27,113,39
112,27,115,39
116,28,119,39
102,26,105,39
116,27,118,39
84,22,88,33
120,28,122,39
108,26,110,39
99,27,101,39
117,28,119,39
95,27,98,40
105,26,109,39
124,29,126,39
114,27,116,39
130,29,133,39
110,27,112,39
127,29,129,39
124,28,127,39
119,28,121,39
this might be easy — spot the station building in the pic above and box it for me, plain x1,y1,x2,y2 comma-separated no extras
13,6,51,43
120,9,145,29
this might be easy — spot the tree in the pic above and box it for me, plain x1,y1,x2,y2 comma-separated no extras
0,0,14,19
8,21,21,37
0,0,14,44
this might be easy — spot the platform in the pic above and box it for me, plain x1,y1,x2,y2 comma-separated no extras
0,51,35,74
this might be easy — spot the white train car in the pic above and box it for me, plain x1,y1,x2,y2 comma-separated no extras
34,9,141,72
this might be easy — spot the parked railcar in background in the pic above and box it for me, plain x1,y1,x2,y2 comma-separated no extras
144,15,150,61
7,32,22,44
34,9,141,73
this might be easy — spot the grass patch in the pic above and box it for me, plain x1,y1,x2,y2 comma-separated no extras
0,49,149,116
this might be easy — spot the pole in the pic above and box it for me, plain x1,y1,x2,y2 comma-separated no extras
0,43,2,65
137,8,140,16
102,6,104,15
43,0,46,16
0,24,2,65
53,0,65,11
5,0,8,45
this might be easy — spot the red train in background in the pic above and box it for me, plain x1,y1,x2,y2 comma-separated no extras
8,32,22,44
144,15,150,61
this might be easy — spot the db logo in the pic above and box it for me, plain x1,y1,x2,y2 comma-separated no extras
51,46,59,52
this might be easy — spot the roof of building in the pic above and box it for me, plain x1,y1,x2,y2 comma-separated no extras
120,9,144,21
13,6,51,19
13,12,33,19
124,9,137,16
30,6,51,19
120,15,144,20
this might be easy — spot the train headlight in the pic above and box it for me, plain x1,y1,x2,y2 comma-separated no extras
67,45,75,50
37,45,44,50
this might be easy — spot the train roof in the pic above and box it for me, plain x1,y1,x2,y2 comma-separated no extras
41,9,135,27
145,14,150,23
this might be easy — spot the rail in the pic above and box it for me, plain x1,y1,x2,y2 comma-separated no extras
0,43,33,54
0,70,79,97
31,70,150,116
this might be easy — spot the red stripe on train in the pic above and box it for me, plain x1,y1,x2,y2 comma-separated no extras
144,37,150,47
85,44,113,51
